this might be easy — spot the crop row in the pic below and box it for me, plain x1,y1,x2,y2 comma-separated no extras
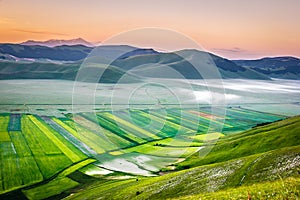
0,114,89,194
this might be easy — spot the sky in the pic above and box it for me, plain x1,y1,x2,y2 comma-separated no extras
0,0,299,59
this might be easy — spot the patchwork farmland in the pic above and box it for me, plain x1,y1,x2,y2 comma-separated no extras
0,107,285,199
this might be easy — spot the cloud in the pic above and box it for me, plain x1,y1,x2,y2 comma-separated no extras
12,29,69,36
211,47,246,53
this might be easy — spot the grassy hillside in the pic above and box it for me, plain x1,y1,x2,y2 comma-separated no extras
0,61,141,83
177,115,300,169
178,177,300,200
66,146,300,200
65,116,300,200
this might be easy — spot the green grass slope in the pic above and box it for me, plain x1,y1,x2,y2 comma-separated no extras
177,115,300,169
178,177,300,200
65,116,300,200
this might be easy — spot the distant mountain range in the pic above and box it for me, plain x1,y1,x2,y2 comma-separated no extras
234,57,300,79
0,44,92,61
0,42,299,82
20,38,96,47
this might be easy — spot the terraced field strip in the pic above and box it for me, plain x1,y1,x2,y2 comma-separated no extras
0,115,9,132
65,117,126,152
0,131,10,142
228,108,270,121
113,110,168,138
146,137,203,147
199,107,251,128
189,132,225,142
8,114,21,131
231,107,284,121
122,143,203,158
22,158,96,200
95,113,147,144
58,158,96,177
8,131,43,189
128,110,151,126
224,108,275,124
141,109,207,133
84,113,144,145
161,109,209,132
169,109,227,131
52,118,105,154
28,115,82,162
186,110,233,128
41,116,94,156
1,114,43,194
113,110,160,132
72,124,118,152
0,141,22,193
99,112,161,141
22,115,73,178
73,115,132,149
202,108,263,131
126,110,193,137
0,126,43,193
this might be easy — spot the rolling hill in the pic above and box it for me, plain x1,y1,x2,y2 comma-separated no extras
112,49,269,79
0,44,269,81
1,43,300,81
234,57,300,79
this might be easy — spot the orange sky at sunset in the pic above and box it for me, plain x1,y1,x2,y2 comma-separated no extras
0,0,299,59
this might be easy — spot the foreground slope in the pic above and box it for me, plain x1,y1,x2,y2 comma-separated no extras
66,116,300,200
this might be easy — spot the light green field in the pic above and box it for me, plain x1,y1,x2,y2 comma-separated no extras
73,115,132,148
118,143,202,158
99,112,161,140
0,115,92,195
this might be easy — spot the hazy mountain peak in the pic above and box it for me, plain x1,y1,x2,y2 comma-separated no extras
20,38,96,47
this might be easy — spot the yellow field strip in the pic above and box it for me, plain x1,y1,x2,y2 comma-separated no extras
102,112,161,140
0,116,9,132
28,115,82,162
148,110,208,130
186,110,233,128
0,131,10,142
58,158,96,177
52,118,105,154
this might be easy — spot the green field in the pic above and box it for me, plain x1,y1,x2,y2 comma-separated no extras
0,107,296,199
64,116,300,200
0,114,90,196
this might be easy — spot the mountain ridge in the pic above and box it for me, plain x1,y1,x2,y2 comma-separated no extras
234,57,300,79
20,38,96,47
0,42,299,81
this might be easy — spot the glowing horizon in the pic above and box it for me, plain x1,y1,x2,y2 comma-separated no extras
0,0,299,59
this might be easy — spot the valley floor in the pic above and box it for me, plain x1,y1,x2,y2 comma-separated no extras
0,108,299,199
